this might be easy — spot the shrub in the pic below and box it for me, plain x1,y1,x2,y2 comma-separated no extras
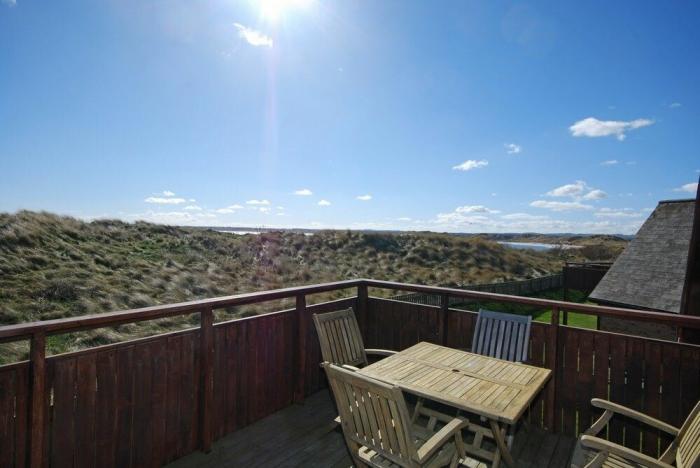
37,280,80,302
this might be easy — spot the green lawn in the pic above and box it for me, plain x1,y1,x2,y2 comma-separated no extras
457,288,599,330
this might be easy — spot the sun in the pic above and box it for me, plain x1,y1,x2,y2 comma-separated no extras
259,0,313,23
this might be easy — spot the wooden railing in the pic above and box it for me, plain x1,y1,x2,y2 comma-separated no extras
1,278,699,467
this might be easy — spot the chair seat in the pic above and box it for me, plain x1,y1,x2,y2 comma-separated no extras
570,439,647,468
357,429,455,468
356,422,488,468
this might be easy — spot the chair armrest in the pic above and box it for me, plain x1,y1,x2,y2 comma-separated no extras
579,436,674,468
590,399,679,435
415,417,468,463
341,364,360,372
365,349,397,357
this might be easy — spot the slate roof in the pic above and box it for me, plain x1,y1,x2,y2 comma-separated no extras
589,199,696,313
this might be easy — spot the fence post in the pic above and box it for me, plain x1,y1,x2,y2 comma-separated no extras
357,283,368,340
199,307,214,452
439,294,449,346
293,293,308,403
545,306,560,432
28,331,46,468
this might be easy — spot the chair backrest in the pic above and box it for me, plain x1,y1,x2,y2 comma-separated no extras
472,309,532,362
677,400,700,468
313,308,368,367
323,362,417,467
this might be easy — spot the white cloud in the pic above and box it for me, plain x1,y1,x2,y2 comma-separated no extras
582,189,607,200
234,23,273,47
318,200,331,206
546,180,606,201
259,207,271,213
504,143,521,154
530,200,593,211
546,180,587,198
356,194,372,201
501,213,548,221
125,210,216,226
674,182,699,194
601,160,618,166
434,205,502,226
144,196,186,205
216,204,244,214
436,212,491,225
183,205,202,211
276,206,285,210
452,160,488,171
595,208,644,218
427,207,643,234
162,190,176,197
1,0,16,6
569,117,654,141
455,205,501,214
669,102,682,108
397,217,412,222
294,189,313,196
246,199,270,205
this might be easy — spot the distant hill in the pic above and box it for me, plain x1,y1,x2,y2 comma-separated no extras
0,211,625,362
482,233,634,242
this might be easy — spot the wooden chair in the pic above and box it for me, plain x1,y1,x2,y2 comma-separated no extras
570,398,700,468
322,362,475,468
471,309,531,363
313,307,396,369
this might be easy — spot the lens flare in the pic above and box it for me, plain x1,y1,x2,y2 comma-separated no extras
258,0,313,23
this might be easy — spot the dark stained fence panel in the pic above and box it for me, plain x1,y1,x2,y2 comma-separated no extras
548,327,700,454
445,308,478,350
563,264,610,294
525,322,547,427
209,297,356,445
42,331,201,468
364,298,440,350
0,363,29,468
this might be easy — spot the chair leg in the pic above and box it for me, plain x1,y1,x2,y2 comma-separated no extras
346,439,368,468
449,452,459,468
506,424,514,449
489,420,515,468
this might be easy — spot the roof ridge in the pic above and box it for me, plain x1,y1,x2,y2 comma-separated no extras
657,198,695,205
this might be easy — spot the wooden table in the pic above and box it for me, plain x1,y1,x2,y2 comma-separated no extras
359,342,551,467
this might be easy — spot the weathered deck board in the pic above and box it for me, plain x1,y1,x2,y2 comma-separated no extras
167,390,575,468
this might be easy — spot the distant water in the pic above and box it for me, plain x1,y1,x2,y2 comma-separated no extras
217,230,262,235
497,241,580,251
217,230,314,236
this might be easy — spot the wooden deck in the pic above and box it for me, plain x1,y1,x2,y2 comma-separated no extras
167,390,576,468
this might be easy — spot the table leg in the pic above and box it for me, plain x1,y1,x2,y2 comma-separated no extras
489,420,515,468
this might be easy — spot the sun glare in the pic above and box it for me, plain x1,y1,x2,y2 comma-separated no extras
259,0,313,23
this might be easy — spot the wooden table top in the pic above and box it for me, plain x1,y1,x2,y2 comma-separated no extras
359,342,551,425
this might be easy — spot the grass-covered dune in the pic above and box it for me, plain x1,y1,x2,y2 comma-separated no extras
0,211,613,361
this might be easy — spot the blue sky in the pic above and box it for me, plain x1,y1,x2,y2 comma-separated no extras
1,0,698,234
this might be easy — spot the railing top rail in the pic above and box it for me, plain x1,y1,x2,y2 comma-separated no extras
2,277,700,343
363,279,700,329
0,279,363,342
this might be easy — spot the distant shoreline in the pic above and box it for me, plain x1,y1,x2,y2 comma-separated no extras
197,226,634,240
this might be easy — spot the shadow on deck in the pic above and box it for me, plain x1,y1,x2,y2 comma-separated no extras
167,391,576,468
